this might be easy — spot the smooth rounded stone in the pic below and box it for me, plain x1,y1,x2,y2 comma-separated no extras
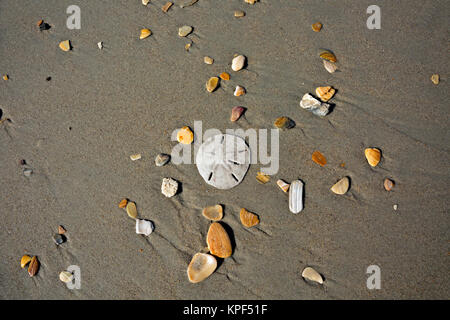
161,177,178,197
312,150,327,166
239,208,259,227
232,55,246,71
230,106,246,122
135,219,154,236
330,177,350,195
323,60,337,73
207,222,232,258
53,233,66,245
277,179,290,193
196,134,251,190
178,25,193,37
431,74,439,85
118,198,128,208
315,86,335,102
59,271,74,283
312,22,322,32
59,40,71,52
28,256,39,277
384,178,395,191
155,153,170,166
320,51,337,62
139,28,151,40
126,202,138,219
274,116,294,129
364,148,381,167
393,204,398,211
204,56,214,64
21,255,32,268
23,168,33,177
302,267,323,284
299,93,330,117
289,180,304,214
256,171,270,184
177,126,194,144
234,10,245,17
130,153,142,161
202,205,223,221
187,253,217,283
234,85,246,96
206,77,219,93
220,72,230,80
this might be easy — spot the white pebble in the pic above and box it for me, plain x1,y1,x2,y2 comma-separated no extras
136,219,154,236
232,55,246,71
130,154,142,161
161,177,178,197
97,42,103,50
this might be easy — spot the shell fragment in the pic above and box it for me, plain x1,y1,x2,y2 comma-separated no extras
289,180,304,214
302,267,323,284
277,179,290,193
135,219,154,236
330,177,350,195
187,253,217,283
207,222,232,258
202,205,223,221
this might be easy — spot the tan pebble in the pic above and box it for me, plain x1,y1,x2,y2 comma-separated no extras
232,55,246,71
206,77,219,93
59,40,71,52
204,56,214,65
126,202,138,219
277,179,290,193
230,106,245,122
323,60,337,73
315,86,335,102
177,126,194,144
3,75,8,81
59,271,74,283
365,148,381,167
431,74,439,85
118,198,128,208
312,150,327,166
320,51,337,62
274,116,294,129
139,28,151,40
330,177,350,195
220,72,230,80
234,10,245,17
384,178,395,191
302,267,323,284
130,154,142,161
256,171,270,184
312,22,322,32
202,205,223,221
21,255,32,268
162,2,173,12
234,85,246,96
240,208,259,227
207,222,232,258
28,256,39,277
58,225,66,234
178,25,193,37
187,253,217,283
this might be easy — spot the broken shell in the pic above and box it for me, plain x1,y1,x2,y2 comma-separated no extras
23,168,33,177
202,205,223,221
207,222,232,258
274,116,294,129
220,72,230,80
59,40,71,52
234,85,246,96
240,208,259,227
140,28,151,40
431,74,439,85
312,150,327,166
185,43,191,51
312,22,322,32
364,148,381,167
53,234,66,245
161,177,178,197
234,10,245,17
384,178,395,191
300,93,330,117
289,180,304,214
315,86,335,102
155,153,171,166
230,106,246,122
21,255,32,268
277,179,290,193
28,256,39,277
204,56,214,64
330,177,350,195
320,51,337,62
162,1,173,12
135,219,154,236
256,171,270,184
59,271,74,283
177,126,194,144
126,202,138,219
178,25,193,37
142,0,150,5
187,253,217,283
302,267,323,284
3,75,8,81
130,153,142,161
118,198,128,208
206,77,219,93
97,42,103,49
58,225,66,234
37,20,43,26
232,55,246,71
323,60,337,73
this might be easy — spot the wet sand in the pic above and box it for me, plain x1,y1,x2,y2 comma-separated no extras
0,0,449,299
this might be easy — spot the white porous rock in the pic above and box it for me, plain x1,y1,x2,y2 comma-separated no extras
289,180,304,214
135,219,154,236
161,177,178,197
300,93,330,117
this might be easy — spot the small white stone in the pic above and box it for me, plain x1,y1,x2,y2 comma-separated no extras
142,0,150,5
232,55,246,71
323,60,337,73
289,180,304,214
130,154,142,161
393,204,398,211
300,93,330,117
136,219,154,236
97,42,103,49
161,177,178,197
178,26,193,37
23,169,33,177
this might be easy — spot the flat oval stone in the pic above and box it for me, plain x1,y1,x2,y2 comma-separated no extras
312,150,327,166
202,205,223,221
330,177,349,195
302,267,323,284
232,55,246,71
207,222,232,258
126,202,138,219
178,25,193,37
206,77,219,93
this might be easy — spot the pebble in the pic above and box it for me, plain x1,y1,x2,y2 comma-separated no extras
97,42,103,49
330,177,350,195
187,253,217,283
139,28,151,40
28,256,39,277
277,179,290,193
289,180,304,214
431,74,439,85
234,10,245,17
245,0,257,4
202,205,223,221
161,177,178,197
23,168,33,177
315,86,335,102
59,271,74,283
162,2,173,12
302,267,323,284
58,225,66,234
155,153,171,166
185,43,192,51
274,116,294,129
256,171,270,184
364,148,381,167
53,234,66,245
21,255,32,268
234,85,246,96
135,219,154,236
206,77,219,93
299,93,331,117
240,208,259,228
323,60,337,73
320,51,337,62
393,204,398,211
3,74,8,81
230,106,245,122
232,55,246,71
142,0,150,5
312,22,322,32
207,222,232,258
178,26,193,37
179,0,198,8
118,198,128,208
220,72,230,80
177,126,194,144
312,150,327,166
126,202,138,219
59,40,71,52
204,56,214,65
384,178,395,191
130,153,142,161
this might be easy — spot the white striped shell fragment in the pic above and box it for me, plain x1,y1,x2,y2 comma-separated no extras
187,253,217,283
135,219,154,236
196,134,251,189
289,180,304,214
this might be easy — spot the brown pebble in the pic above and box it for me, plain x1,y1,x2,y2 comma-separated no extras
162,2,173,12
28,256,39,277
312,22,322,32
431,74,439,85
220,72,230,81
240,208,259,227
312,151,327,166
230,106,246,122
118,198,128,208
58,225,66,234
207,222,232,258
384,178,395,191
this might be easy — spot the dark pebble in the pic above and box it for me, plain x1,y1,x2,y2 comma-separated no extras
53,234,66,245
